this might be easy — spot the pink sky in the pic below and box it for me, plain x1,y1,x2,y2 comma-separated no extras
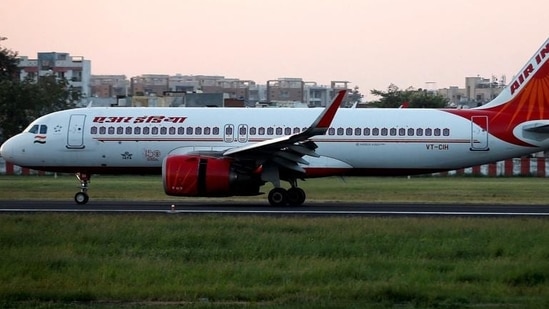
1,0,547,99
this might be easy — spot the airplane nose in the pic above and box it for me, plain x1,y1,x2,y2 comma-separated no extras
0,137,16,163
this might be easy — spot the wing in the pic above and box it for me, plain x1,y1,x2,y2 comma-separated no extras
223,90,347,173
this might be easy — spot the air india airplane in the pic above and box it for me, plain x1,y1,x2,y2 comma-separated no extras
2,37,549,206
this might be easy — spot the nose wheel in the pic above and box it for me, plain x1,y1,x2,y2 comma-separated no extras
74,191,89,204
74,173,90,205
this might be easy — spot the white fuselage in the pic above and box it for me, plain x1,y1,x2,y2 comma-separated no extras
1,106,544,176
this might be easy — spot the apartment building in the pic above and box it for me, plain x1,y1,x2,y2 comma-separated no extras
18,52,91,99
90,75,129,98
437,75,506,107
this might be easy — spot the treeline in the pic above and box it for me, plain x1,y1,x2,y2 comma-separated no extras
368,83,448,108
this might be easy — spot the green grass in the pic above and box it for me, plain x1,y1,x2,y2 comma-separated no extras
1,175,549,308
0,215,548,308
2,174,549,204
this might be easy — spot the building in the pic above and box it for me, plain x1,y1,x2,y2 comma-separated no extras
437,75,506,107
18,52,91,100
129,74,170,96
90,75,129,98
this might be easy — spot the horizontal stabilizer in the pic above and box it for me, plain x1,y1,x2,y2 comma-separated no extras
524,124,549,133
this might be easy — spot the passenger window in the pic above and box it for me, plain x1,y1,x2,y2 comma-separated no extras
381,128,388,136
434,128,441,136
108,127,115,135
250,127,256,135
195,127,202,135
240,126,247,135
346,128,353,135
134,127,141,134
416,128,423,136
91,126,97,134
337,128,344,135
169,127,176,135
399,128,406,136
125,127,132,135
225,126,233,135
443,128,450,136
372,128,379,136
258,127,265,135
204,127,211,135
390,128,396,136
160,127,167,135
100,127,106,134
213,127,220,135
284,127,291,135
354,128,361,136
425,128,432,136
117,127,123,134
328,128,335,135
276,127,283,135
186,127,193,135
267,127,274,135
407,128,414,136
363,128,370,136
143,127,150,135
293,127,300,134
178,127,185,135
152,127,159,135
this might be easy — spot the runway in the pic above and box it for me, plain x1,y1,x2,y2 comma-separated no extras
0,200,549,217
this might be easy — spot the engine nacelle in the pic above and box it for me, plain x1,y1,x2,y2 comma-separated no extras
162,154,261,197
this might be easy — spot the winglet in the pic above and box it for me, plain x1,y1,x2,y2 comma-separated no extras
303,89,347,136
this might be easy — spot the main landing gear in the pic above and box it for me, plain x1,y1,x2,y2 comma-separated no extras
267,179,306,207
74,172,90,205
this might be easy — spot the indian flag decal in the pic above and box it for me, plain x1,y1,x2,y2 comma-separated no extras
34,135,46,144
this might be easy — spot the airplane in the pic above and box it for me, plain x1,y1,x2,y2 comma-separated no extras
1,37,549,206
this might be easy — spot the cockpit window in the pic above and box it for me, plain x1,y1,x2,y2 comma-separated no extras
27,125,39,134
25,124,48,134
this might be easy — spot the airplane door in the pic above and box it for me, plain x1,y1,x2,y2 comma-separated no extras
224,124,234,143
237,124,248,143
67,114,86,149
470,116,489,151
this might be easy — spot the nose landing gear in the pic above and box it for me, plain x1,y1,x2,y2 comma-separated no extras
74,173,90,204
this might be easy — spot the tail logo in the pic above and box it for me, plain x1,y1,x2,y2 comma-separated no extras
510,42,549,95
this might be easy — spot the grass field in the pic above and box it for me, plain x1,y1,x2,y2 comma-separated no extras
0,175,549,308
3,174,549,204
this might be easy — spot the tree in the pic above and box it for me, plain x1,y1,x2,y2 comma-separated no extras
0,36,19,81
369,83,448,108
0,37,75,142
346,86,363,106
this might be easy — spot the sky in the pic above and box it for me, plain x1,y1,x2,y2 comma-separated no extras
1,0,547,100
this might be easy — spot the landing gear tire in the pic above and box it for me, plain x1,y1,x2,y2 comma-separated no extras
268,188,287,207
75,173,91,205
74,192,89,205
287,187,306,206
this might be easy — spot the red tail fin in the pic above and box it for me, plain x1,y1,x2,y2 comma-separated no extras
481,38,549,118
447,38,549,147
